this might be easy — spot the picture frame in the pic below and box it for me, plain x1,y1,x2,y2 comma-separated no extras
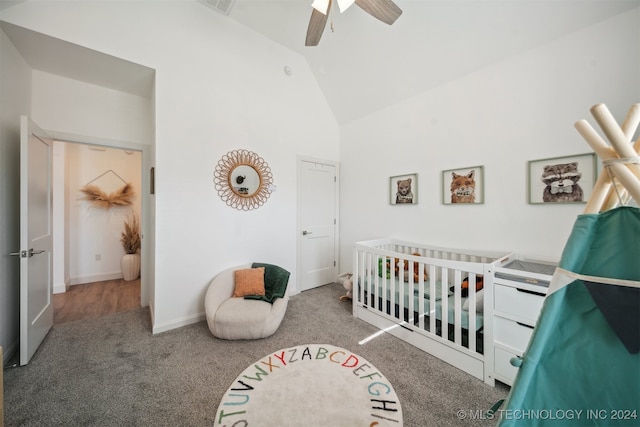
442,165,484,205
528,153,596,204
390,173,418,205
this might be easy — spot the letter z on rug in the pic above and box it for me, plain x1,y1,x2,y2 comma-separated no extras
214,344,403,426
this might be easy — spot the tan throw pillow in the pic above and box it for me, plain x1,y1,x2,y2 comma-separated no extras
233,267,266,297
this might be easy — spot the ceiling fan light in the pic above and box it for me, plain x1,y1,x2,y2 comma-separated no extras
336,0,355,13
311,0,330,14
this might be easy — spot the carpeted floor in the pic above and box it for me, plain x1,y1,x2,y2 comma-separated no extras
3,282,509,426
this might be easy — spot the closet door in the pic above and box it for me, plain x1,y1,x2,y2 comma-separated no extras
298,159,338,292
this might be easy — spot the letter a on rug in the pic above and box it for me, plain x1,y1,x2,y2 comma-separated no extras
214,344,403,426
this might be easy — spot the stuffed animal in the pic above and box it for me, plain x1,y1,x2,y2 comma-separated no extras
376,258,393,279
339,274,354,301
450,275,484,297
395,253,428,282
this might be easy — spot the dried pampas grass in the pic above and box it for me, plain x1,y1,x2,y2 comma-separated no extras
121,212,141,254
80,183,134,208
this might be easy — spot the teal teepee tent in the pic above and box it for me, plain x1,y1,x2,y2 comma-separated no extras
497,104,640,427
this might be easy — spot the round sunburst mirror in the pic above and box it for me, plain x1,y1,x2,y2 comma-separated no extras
214,149,274,211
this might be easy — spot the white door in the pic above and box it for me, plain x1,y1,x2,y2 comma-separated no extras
298,159,338,292
18,116,54,365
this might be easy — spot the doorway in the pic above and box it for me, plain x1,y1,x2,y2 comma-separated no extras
297,157,339,292
53,278,140,324
52,140,144,322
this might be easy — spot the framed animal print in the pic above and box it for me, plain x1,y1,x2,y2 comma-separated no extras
390,173,418,205
528,153,596,204
442,166,484,205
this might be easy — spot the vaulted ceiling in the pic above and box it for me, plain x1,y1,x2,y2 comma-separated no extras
2,0,638,125
227,0,639,124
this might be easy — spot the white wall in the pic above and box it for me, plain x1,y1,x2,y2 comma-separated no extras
52,140,67,292
32,70,153,145
1,1,340,333
0,26,31,363
339,9,640,269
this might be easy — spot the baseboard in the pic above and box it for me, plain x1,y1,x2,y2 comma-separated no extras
70,272,123,286
152,311,205,334
148,300,155,328
53,277,70,294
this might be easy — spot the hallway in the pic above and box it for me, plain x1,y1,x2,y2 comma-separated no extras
53,279,140,324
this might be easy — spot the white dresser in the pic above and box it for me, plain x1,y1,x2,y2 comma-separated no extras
492,259,556,386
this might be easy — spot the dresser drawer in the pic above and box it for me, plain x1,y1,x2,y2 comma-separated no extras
494,316,534,352
494,283,545,324
494,347,521,385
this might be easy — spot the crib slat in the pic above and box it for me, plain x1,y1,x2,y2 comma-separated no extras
436,267,446,336
418,264,428,330
425,264,433,333
356,250,363,306
408,259,415,324
374,253,380,311
393,259,400,321
468,272,477,352
453,269,462,346
362,251,369,307
370,252,376,309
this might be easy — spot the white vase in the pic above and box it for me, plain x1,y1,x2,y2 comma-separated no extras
121,253,141,281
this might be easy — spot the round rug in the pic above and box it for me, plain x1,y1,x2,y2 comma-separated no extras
214,344,403,426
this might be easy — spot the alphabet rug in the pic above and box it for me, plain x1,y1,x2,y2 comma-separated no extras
214,343,403,426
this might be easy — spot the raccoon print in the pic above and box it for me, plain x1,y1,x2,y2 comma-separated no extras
541,162,584,202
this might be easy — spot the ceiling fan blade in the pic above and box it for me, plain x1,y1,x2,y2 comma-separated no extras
355,0,402,25
306,0,332,46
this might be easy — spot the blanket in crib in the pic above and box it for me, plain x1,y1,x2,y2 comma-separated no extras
359,277,483,330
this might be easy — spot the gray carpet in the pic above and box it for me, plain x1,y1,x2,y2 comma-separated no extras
4,283,509,426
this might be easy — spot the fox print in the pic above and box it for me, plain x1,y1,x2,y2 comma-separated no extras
450,171,476,203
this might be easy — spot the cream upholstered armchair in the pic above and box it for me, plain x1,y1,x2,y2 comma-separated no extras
204,263,290,340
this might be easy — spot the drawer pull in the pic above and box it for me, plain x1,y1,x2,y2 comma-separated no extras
516,321,535,330
510,356,523,368
516,287,545,297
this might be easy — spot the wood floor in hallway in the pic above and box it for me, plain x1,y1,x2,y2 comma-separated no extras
53,278,141,324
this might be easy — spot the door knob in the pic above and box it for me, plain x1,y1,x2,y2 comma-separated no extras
302,230,312,235
9,249,44,258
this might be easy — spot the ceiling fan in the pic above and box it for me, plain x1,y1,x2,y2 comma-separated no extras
305,0,403,46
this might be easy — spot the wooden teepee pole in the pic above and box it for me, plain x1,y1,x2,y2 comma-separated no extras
575,103,640,214
600,105,640,210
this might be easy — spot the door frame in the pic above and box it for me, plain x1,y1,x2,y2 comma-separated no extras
47,130,154,316
296,155,340,295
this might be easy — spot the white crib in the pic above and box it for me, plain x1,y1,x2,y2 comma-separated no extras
353,238,514,384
